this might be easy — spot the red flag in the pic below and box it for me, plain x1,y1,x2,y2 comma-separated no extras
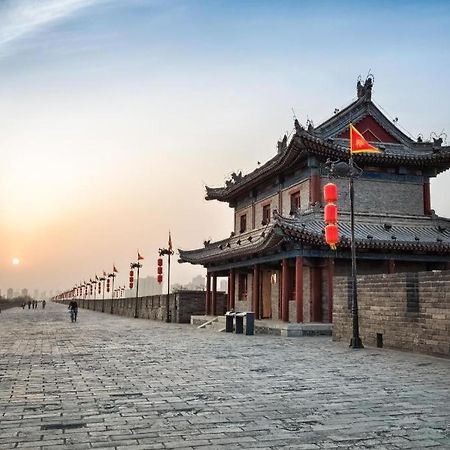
138,252,144,261
350,123,382,153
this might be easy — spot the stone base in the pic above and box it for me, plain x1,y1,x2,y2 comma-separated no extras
191,315,332,337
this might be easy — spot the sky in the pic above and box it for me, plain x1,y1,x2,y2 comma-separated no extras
1,0,449,294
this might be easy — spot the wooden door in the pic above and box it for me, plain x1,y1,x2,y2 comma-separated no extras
261,271,272,319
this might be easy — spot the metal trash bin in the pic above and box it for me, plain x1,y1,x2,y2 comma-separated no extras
225,311,235,333
235,312,245,334
245,311,255,336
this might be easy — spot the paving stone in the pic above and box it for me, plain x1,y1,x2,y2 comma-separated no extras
0,302,449,449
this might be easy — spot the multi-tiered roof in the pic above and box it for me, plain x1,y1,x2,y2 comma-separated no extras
180,78,450,266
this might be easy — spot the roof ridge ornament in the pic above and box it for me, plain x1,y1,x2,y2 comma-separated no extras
277,134,288,154
357,73,374,101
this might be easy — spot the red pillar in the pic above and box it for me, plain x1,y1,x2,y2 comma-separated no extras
228,269,235,311
388,259,396,274
327,258,334,324
423,180,431,216
295,257,304,323
252,265,260,319
310,266,322,322
212,274,217,316
281,259,289,322
310,172,321,206
206,273,211,315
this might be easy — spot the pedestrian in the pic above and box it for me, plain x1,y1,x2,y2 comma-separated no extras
27,300,31,309
22,302,25,309
68,300,78,323
42,300,46,309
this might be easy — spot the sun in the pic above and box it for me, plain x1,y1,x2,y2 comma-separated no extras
12,258,20,265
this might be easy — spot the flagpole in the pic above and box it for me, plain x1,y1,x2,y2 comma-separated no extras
349,154,363,349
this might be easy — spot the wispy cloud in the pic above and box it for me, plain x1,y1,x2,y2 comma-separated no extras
0,0,105,52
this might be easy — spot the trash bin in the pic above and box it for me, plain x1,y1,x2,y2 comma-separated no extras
245,311,255,336
225,311,235,333
235,312,245,334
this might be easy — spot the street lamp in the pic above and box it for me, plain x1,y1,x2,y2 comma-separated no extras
108,271,116,314
131,260,142,318
158,246,174,323
325,156,364,349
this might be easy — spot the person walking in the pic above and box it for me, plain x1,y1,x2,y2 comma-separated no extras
68,300,78,323
42,300,46,309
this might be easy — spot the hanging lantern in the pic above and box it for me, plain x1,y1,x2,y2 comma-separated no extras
324,204,338,224
157,258,163,266
129,270,134,277
325,224,339,250
323,182,338,203
157,266,163,275
157,274,163,284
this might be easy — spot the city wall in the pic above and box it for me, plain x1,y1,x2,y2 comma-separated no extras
333,270,450,357
57,290,226,323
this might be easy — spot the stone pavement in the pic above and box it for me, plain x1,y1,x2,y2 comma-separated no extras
0,303,449,450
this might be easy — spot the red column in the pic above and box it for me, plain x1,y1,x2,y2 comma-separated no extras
295,257,304,323
252,265,260,319
423,180,431,216
206,273,211,315
327,258,334,324
388,259,396,274
212,274,217,316
310,266,322,322
281,259,289,322
228,269,235,311
310,172,321,205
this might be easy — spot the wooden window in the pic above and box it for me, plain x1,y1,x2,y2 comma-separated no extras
262,204,271,225
239,214,247,233
238,273,247,300
290,191,300,214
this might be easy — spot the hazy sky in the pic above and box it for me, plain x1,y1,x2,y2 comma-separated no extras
1,0,449,293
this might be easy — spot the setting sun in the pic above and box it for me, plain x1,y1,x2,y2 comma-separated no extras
12,258,20,266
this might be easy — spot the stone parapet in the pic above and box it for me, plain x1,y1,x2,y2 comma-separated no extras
333,270,450,357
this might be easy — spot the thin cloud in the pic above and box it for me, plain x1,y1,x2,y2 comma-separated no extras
0,0,105,51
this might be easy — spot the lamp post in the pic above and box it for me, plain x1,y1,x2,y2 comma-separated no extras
100,274,106,313
130,261,142,318
108,272,116,314
325,157,363,349
158,246,174,323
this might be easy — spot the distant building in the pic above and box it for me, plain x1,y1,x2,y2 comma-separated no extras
7,288,13,299
21,288,28,297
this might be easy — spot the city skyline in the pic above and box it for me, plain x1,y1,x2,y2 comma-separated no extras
1,0,450,291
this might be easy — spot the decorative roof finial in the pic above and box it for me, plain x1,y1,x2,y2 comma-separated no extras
357,72,374,101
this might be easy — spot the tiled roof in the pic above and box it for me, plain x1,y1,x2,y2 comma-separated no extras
179,211,450,266
206,129,450,202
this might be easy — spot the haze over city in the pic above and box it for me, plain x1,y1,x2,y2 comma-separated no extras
1,0,449,294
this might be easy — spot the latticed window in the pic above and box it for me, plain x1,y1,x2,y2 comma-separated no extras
290,191,300,214
262,204,271,225
240,214,247,233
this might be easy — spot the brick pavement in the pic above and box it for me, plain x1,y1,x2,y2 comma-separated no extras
0,302,449,449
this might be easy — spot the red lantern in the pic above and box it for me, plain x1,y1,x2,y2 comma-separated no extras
325,224,339,249
129,270,134,277
157,274,163,284
129,282,134,289
324,204,338,224
323,183,338,203
157,258,163,266
157,266,163,275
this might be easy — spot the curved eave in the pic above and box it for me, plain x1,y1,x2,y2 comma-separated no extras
296,133,450,174
204,139,303,202
178,227,284,265
205,131,450,203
